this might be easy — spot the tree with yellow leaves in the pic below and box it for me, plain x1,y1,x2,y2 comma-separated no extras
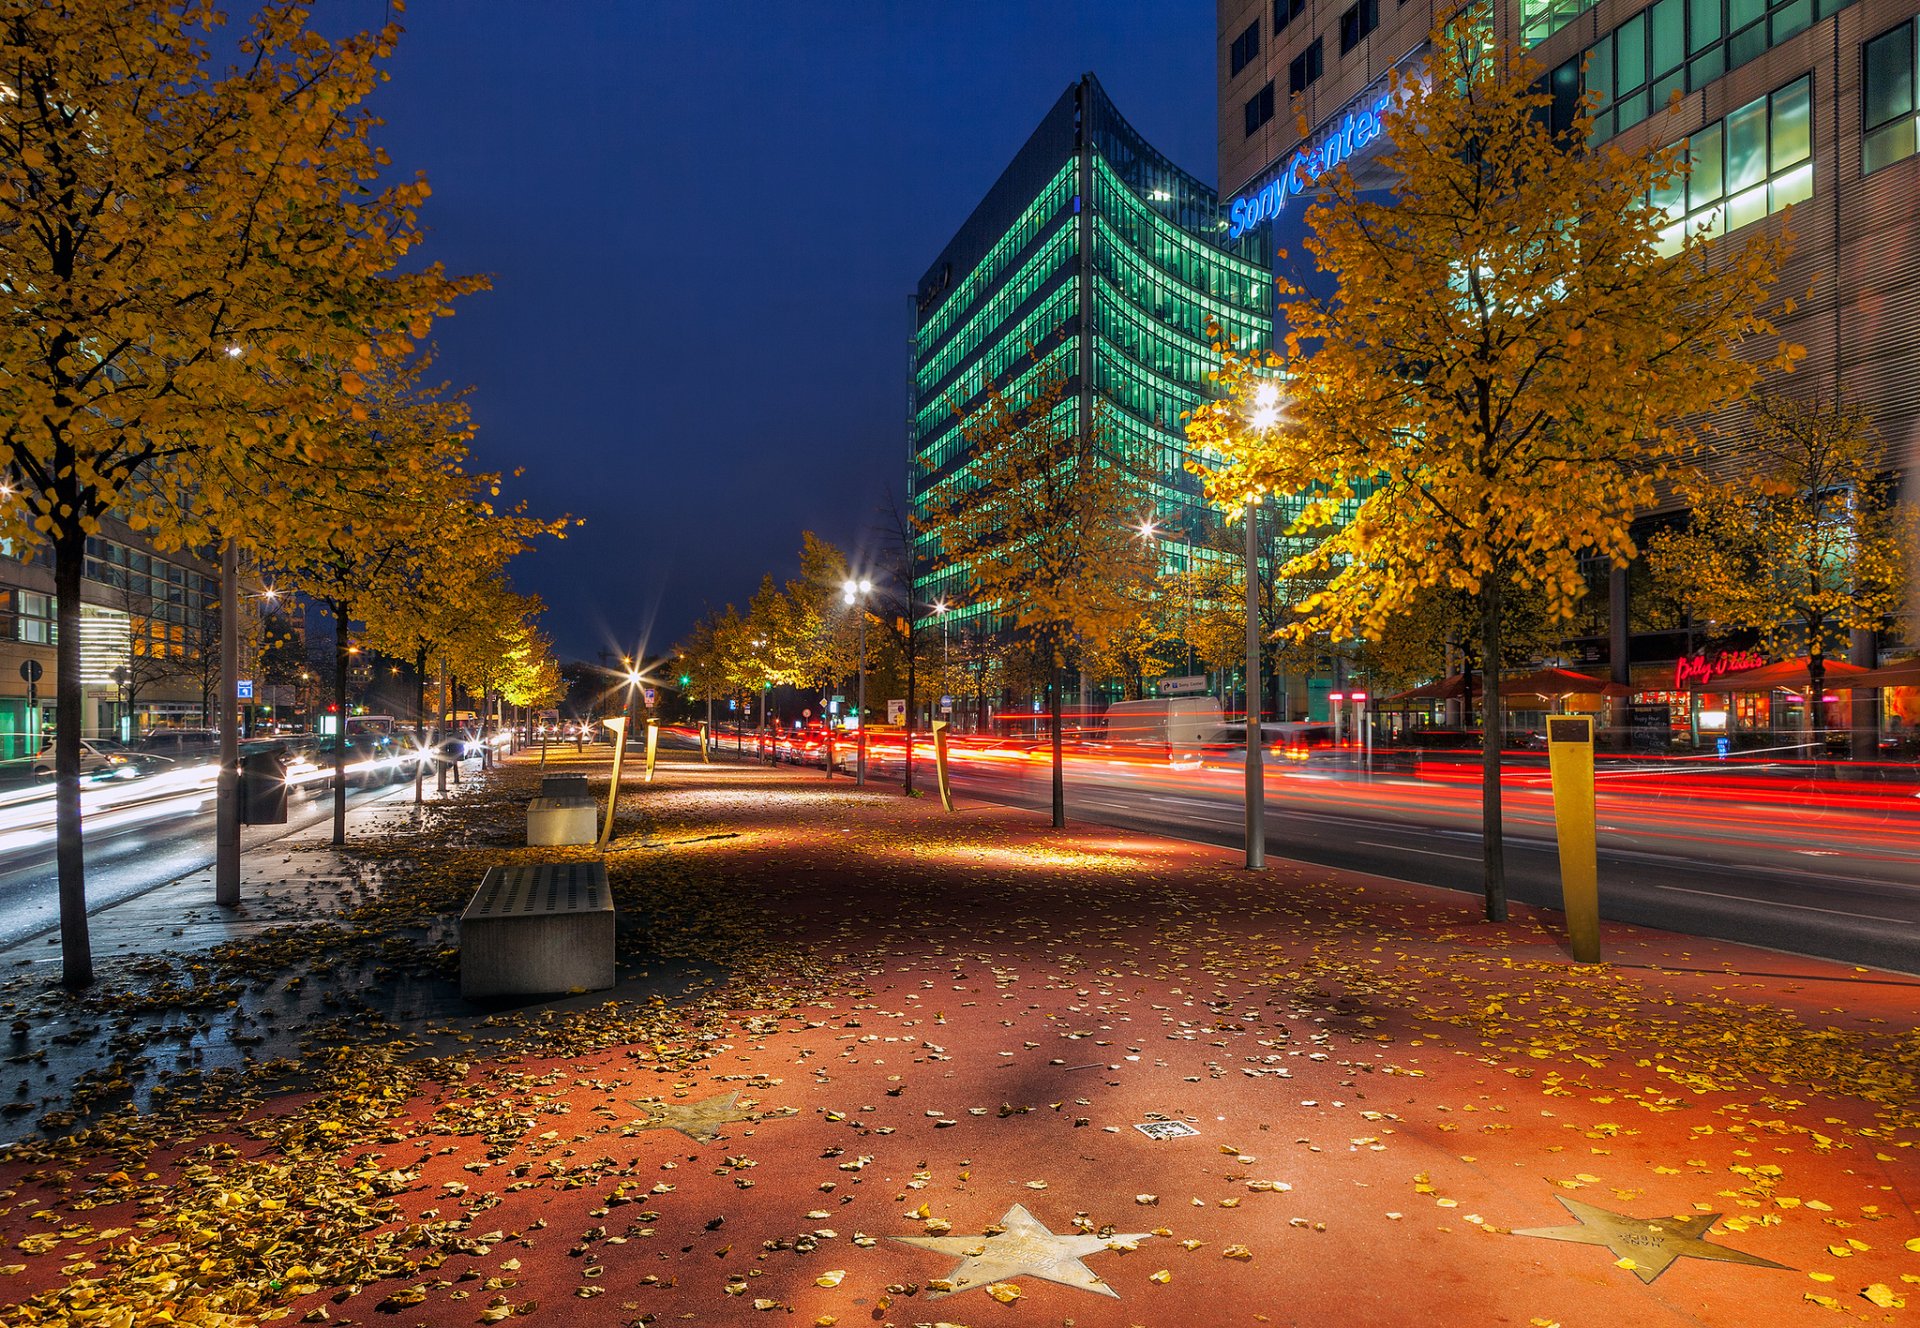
1186,8,1796,919
0,0,479,986
1647,394,1914,746
917,355,1156,826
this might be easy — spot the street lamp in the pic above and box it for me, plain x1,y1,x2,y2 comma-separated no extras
932,599,950,721
841,578,872,786
1236,378,1286,872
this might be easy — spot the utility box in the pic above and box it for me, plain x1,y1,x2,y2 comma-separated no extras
460,862,615,999
238,749,289,825
540,773,589,799
527,795,596,846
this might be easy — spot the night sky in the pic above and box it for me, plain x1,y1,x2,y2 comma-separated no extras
362,1,1238,663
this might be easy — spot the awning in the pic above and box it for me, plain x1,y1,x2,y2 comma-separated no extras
1497,667,1631,700
1695,657,1872,690
1849,657,1920,688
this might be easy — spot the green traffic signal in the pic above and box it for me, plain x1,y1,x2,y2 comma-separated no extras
678,674,691,686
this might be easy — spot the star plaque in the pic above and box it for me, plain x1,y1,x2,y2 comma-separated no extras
623,1091,792,1143
1514,1195,1791,1284
895,1203,1152,1298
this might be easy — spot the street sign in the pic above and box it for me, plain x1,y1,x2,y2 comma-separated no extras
1156,674,1209,697
887,699,905,725
236,679,254,700
642,687,657,706
18,660,42,684
940,695,954,713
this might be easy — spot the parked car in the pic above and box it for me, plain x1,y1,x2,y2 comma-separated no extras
137,728,221,765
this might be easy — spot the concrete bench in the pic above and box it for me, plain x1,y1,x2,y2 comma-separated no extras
527,795,597,846
540,773,589,799
460,862,615,999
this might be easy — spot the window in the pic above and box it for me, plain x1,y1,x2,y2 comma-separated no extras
1244,81,1276,136
1275,0,1305,33
4,590,54,645
1340,0,1378,53
1577,0,1859,140
1656,74,1813,250
1863,19,1918,173
1231,20,1261,75
1289,40,1324,94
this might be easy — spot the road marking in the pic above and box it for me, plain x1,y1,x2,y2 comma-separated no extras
1356,840,1483,862
1658,884,1908,924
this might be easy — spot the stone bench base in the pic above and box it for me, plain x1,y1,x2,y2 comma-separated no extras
460,862,615,999
528,795,597,846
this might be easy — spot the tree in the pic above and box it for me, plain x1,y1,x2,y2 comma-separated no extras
917,355,1156,827
1646,393,1915,740
0,0,477,986
1187,10,1795,920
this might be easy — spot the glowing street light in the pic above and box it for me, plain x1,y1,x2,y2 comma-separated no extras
1235,378,1288,873
842,578,873,787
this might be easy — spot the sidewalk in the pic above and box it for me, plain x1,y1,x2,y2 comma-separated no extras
0,745,1914,1328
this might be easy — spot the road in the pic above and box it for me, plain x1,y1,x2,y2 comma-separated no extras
0,770,417,951
934,749,1920,975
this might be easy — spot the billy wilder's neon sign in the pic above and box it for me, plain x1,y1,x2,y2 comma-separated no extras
1227,92,1391,239
1673,649,1766,689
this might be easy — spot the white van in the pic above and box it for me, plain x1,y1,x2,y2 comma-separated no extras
1102,697,1229,761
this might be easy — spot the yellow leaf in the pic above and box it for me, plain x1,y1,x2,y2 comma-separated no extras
815,1270,845,1288
1863,1284,1902,1309
986,1282,1021,1304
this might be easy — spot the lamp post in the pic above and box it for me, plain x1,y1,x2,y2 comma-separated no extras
1237,379,1287,873
933,599,949,725
842,578,872,787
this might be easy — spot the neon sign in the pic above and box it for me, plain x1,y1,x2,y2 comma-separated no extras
1673,649,1765,689
1227,92,1392,239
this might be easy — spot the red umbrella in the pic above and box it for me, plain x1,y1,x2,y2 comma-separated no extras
1497,667,1630,699
1848,657,1920,688
1696,656,1871,690
1381,675,1474,704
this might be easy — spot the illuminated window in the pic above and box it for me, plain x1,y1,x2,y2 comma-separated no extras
1863,19,1919,173
1655,74,1812,251
1571,0,1858,140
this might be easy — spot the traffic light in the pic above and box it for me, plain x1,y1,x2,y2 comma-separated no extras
678,674,691,686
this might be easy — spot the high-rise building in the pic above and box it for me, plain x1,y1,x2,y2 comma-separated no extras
910,73,1272,667
1217,0,1918,718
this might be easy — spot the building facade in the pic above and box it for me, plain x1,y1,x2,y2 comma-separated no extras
910,74,1273,677
1217,0,1920,739
1,527,221,763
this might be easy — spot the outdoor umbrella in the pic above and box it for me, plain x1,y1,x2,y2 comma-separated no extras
1695,657,1871,691
1382,675,1475,704
1849,657,1920,688
1496,667,1631,700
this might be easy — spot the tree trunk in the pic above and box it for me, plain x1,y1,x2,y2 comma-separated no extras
1049,658,1065,829
332,600,349,848
52,531,92,989
1478,579,1507,922
451,674,464,782
414,645,427,804
1806,639,1826,764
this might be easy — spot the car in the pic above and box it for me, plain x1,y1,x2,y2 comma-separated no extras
31,738,143,782
1390,727,1481,750
312,734,401,787
137,728,221,765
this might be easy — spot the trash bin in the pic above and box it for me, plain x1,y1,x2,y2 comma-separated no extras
239,749,289,825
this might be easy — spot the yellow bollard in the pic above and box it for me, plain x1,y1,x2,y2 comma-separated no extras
1546,715,1601,963
698,721,710,764
598,717,629,851
644,718,660,783
932,720,954,813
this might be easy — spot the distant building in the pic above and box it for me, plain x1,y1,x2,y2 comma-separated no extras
1,525,220,759
910,73,1273,673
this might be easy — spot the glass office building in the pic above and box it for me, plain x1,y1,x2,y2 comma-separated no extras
910,74,1273,647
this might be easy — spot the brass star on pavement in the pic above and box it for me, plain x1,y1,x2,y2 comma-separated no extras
895,1203,1152,1299
624,1091,791,1143
1514,1195,1791,1284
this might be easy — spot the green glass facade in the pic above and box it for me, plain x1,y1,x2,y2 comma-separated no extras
910,74,1272,642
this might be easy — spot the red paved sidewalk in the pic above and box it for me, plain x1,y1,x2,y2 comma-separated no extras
1,749,1915,1328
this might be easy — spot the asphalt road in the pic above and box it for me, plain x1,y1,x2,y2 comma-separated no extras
0,776,411,951
939,754,1920,975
